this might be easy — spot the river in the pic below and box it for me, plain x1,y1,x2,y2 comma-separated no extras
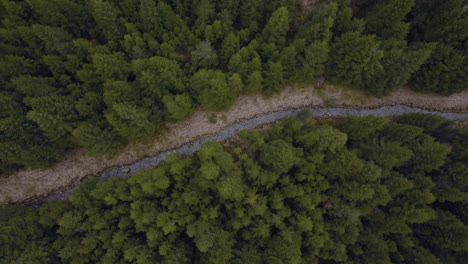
24,105,468,207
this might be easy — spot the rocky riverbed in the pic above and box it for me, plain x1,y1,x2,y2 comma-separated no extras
24,105,468,207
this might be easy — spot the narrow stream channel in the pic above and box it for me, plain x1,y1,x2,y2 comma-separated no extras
25,105,468,207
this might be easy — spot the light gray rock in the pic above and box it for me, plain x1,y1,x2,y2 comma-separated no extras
26,105,468,206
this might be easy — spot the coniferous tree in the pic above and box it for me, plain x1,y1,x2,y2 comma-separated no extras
90,0,125,44
327,32,383,93
262,7,289,48
371,40,435,96
162,94,194,122
2,114,467,263
0,0,465,177
364,0,415,40
332,0,364,37
191,69,237,111
409,0,468,48
409,43,467,95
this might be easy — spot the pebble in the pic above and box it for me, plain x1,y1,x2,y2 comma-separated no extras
25,105,468,207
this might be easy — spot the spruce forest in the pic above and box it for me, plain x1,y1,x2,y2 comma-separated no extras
1,0,468,263
1,114,468,263
1,0,467,174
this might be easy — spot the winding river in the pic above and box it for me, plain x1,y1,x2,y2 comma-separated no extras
26,105,468,207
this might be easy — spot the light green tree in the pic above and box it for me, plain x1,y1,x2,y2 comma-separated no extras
191,69,237,111
162,94,194,122
262,7,289,47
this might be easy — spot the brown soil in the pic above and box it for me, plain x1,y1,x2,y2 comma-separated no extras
1,83,467,204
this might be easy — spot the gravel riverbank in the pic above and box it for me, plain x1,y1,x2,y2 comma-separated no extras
4,83,467,206
25,105,468,207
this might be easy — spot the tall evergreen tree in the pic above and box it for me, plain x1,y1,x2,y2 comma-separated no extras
364,0,415,40
327,32,383,93
410,44,467,95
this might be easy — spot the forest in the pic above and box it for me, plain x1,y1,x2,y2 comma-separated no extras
0,0,467,175
0,113,467,263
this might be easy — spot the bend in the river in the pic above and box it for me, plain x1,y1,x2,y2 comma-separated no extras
29,105,468,207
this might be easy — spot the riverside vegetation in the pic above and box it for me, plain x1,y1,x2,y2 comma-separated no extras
1,0,467,175
1,1,467,263
1,114,467,263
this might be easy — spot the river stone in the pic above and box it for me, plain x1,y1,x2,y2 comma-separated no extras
24,105,468,207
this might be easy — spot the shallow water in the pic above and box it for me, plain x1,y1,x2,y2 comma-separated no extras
26,105,468,206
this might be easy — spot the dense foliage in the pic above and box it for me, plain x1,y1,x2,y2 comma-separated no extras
0,0,466,174
1,114,467,263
